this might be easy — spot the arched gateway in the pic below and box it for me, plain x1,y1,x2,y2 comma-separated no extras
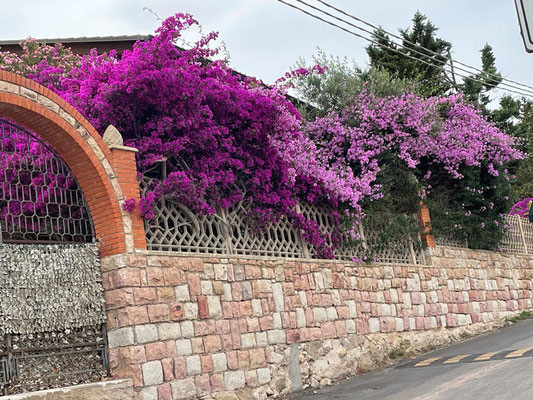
0,71,145,256
0,72,145,395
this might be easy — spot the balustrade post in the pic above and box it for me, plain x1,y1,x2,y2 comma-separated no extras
518,216,528,253
295,203,311,259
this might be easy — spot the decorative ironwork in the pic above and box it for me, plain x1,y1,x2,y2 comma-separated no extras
0,326,109,396
0,118,94,243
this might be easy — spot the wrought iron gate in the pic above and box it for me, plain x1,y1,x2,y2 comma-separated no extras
0,119,108,396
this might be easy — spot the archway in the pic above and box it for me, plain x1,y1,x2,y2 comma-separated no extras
0,71,145,255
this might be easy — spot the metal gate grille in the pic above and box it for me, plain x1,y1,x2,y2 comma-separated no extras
0,326,109,395
0,118,94,243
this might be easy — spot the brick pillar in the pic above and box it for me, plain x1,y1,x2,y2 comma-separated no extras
418,202,435,247
108,143,147,252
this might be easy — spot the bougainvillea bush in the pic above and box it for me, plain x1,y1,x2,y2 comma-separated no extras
0,13,524,254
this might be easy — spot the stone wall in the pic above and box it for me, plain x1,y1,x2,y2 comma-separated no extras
101,248,533,400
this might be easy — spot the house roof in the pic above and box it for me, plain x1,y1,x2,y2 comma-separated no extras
0,35,152,56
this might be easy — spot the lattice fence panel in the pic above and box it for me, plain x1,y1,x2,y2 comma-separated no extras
500,214,528,254
226,201,304,258
298,202,337,257
1,326,107,395
361,215,422,264
434,233,468,249
141,178,422,263
141,177,228,254
520,215,533,255
296,202,422,264
0,118,94,243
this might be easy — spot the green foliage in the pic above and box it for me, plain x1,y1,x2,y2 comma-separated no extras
292,50,419,119
366,11,452,96
492,97,533,200
425,164,514,250
462,44,503,109
507,310,533,323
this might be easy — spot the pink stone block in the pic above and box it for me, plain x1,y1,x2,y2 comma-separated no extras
226,351,239,370
247,317,260,332
335,320,347,337
210,374,225,393
221,334,233,350
157,383,172,400
188,274,201,297
174,357,186,379
310,327,323,340
216,319,231,334
261,298,272,314
379,317,395,333
321,294,333,307
201,355,213,373
259,316,274,330
198,296,209,319
145,342,167,361
321,321,337,339
204,335,222,353
222,302,233,318
336,306,349,319
161,358,174,381
286,329,301,343
114,268,141,288
237,350,250,369
411,292,423,305
196,374,211,397
164,341,177,358
332,273,343,289
239,301,252,317
232,283,243,301
282,282,295,295
305,308,314,327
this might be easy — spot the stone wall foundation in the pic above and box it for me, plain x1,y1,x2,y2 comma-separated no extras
101,247,533,399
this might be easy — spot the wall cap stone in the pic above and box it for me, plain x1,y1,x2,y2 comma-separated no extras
2,379,134,399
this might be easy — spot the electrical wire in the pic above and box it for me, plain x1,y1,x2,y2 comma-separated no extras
314,0,533,93
277,0,533,98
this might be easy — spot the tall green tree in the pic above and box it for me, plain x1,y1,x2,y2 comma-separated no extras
462,44,502,109
366,12,503,104
366,11,452,96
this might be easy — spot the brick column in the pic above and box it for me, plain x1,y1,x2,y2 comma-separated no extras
108,144,147,252
418,202,435,247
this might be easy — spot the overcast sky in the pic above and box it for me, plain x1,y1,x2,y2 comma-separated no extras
1,0,532,100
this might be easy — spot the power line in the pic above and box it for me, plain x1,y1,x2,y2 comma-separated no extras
277,0,533,99
315,0,533,93
291,0,533,97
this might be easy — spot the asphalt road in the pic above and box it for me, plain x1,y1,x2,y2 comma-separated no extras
295,319,533,400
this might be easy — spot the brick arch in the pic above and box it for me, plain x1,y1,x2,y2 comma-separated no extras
0,71,146,256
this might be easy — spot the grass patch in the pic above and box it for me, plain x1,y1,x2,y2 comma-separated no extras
388,347,406,360
507,310,533,323
460,331,472,339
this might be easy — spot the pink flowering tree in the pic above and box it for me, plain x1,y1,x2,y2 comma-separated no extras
0,13,524,253
277,88,523,249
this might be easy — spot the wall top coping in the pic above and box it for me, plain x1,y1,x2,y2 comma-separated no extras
108,144,139,153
